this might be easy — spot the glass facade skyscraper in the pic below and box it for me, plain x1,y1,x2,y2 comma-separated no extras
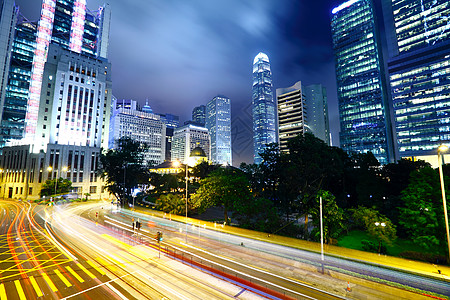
1,21,36,148
252,52,276,164
192,105,206,126
331,0,395,164
382,0,450,158
206,95,232,165
303,84,331,145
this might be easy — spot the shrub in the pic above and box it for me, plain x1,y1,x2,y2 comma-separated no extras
399,251,447,264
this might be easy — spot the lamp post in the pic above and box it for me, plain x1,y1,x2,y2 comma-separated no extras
374,222,386,254
438,144,450,262
173,160,188,243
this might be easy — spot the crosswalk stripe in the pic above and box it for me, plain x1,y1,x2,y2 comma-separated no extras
76,263,96,279
0,283,7,300
65,266,84,283
54,269,72,287
29,276,43,297
87,260,106,276
42,272,58,292
96,256,117,272
13,280,26,300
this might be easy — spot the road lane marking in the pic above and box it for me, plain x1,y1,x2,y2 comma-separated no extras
0,283,7,300
105,283,128,300
96,257,117,272
13,280,26,300
65,266,84,283
54,269,72,287
29,276,43,297
42,272,58,292
87,260,106,276
77,263,96,279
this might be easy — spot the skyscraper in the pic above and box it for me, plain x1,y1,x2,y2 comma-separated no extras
382,0,450,160
276,82,307,152
0,19,36,149
192,105,206,126
24,0,111,149
303,84,331,145
331,0,395,164
252,52,276,164
206,95,232,165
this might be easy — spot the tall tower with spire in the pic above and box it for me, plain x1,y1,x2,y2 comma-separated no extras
252,52,276,164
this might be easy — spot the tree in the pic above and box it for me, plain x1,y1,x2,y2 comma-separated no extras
191,161,219,180
99,137,149,205
155,194,185,214
309,190,345,242
191,167,252,224
399,167,449,251
351,206,397,254
40,178,72,197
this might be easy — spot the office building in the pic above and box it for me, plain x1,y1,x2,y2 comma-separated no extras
192,105,206,126
24,0,111,146
171,124,209,165
206,95,232,165
382,0,450,163
109,99,166,165
276,82,307,152
0,0,112,200
1,19,36,148
331,0,395,165
303,84,331,145
158,113,179,161
252,52,276,164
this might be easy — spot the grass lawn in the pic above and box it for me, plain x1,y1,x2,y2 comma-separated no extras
338,230,442,257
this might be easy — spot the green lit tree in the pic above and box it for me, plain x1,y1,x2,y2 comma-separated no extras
40,178,72,197
351,206,397,253
191,168,251,224
399,167,449,251
309,190,345,243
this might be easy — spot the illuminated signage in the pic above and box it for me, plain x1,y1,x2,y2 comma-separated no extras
69,0,86,53
24,0,56,145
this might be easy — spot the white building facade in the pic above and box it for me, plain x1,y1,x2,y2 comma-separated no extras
109,99,166,165
171,124,210,165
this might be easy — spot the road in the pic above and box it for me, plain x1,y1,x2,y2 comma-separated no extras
1,200,448,300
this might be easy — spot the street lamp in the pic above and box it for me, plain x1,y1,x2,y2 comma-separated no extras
173,160,188,243
374,222,386,254
437,144,450,262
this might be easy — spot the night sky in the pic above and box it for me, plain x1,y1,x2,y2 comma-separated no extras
16,0,344,165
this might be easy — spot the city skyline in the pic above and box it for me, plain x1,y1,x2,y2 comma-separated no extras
14,0,343,164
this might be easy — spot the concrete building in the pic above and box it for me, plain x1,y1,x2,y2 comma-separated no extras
206,95,232,165
331,0,395,164
171,123,209,166
109,99,166,165
276,82,307,152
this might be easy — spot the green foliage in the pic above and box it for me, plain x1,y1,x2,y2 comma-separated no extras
191,167,251,224
40,178,72,197
399,167,449,251
309,190,345,242
155,194,185,214
149,173,179,194
191,161,220,180
350,206,396,254
99,137,150,204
